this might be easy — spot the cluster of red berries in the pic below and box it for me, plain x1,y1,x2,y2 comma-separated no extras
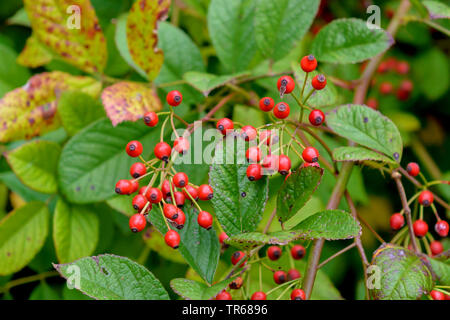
115,90,217,249
365,57,413,109
215,243,307,300
389,162,449,256
214,55,325,182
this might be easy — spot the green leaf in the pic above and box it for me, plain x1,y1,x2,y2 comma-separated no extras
0,201,49,276
0,71,101,143
428,257,450,285
311,18,393,64
54,254,169,300
210,136,269,236
170,277,236,300
29,281,61,300
155,22,206,105
23,0,107,73
423,1,450,19
58,91,105,136
53,199,99,264
149,205,220,284
292,209,361,240
254,0,320,60
7,7,31,27
145,227,186,265
326,104,403,161
6,140,61,194
413,49,449,100
208,0,257,72
333,146,397,165
277,166,323,224
291,61,339,108
126,0,170,80
183,71,249,96
232,104,266,128
58,118,160,203
101,81,162,126
0,43,31,96
226,210,361,250
369,244,433,300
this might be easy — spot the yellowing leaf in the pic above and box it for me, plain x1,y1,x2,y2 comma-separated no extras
126,0,171,80
23,0,107,73
17,35,52,68
0,202,49,276
0,71,101,142
101,81,162,126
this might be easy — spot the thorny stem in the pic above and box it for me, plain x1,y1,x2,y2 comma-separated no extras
392,171,419,253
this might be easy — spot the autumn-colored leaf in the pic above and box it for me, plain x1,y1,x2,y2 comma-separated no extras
0,71,101,143
101,81,162,126
126,0,171,80
23,0,107,74
17,35,53,68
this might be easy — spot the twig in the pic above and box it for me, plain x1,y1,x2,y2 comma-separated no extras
392,171,419,253
317,242,356,269
187,93,236,134
0,271,59,294
263,208,277,234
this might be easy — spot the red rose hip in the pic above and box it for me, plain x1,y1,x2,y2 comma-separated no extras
129,214,146,233
300,54,317,72
413,219,428,237
166,90,182,106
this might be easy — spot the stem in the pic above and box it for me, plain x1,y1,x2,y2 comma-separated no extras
300,73,309,99
398,167,450,210
0,271,59,294
317,243,356,269
302,161,353,299
392,171,419,253
303,88,315,105
262,208,277,234
301,0,411,300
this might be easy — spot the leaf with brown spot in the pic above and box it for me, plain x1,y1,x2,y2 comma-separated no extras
126,0,171,80
17,35,53,68
0,71,101,143
101,81,162,126
23,0,107,73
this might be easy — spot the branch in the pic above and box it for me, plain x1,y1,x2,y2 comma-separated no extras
317,242,356,269
301,0,412,299
392,171,419,253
